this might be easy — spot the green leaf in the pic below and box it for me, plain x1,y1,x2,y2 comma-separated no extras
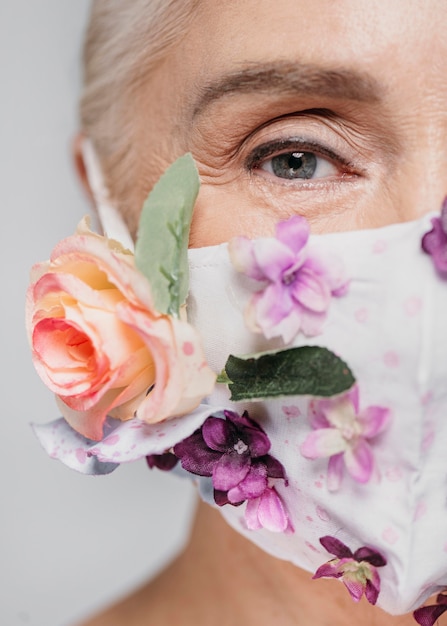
134,153,200,316
222,346,355,401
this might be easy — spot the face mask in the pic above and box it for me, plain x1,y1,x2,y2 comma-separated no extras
183,215,447,616
31,144,447,621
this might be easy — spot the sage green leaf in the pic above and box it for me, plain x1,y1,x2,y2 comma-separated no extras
135,153,200,316
223,346,355,401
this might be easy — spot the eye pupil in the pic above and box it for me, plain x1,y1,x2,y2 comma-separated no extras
271,151,317,179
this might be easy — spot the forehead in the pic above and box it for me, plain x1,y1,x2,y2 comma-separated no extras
172,0,447,105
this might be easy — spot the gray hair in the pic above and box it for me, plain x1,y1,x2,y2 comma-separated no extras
80,0,199,219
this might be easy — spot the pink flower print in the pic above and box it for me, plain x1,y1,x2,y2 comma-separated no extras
313,536,387,605
228,215,349,344
300,386,390,491
244,486,292,533
422,197,447,275
414,593,447,626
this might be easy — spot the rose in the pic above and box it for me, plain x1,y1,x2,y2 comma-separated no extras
26,218,216,441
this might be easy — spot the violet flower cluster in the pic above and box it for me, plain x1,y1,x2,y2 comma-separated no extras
229,215,349,343
148,409,291,533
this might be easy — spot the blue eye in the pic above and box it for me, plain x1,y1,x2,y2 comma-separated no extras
259,150,338,180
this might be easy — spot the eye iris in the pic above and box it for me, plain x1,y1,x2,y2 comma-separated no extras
271,151,317,179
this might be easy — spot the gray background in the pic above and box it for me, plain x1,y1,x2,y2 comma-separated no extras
1,2,195,625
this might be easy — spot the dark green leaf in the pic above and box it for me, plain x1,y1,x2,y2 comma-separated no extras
134,153,200,316
223,346,355,401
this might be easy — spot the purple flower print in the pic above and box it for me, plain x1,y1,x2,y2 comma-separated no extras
300,385,390,491
313,536,387,605
174,410,286,504
414,593,447,626
173,410,291,532
228,215,349,343
422,197,447,274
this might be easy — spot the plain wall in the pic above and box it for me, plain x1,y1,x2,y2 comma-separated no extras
1,3,196,625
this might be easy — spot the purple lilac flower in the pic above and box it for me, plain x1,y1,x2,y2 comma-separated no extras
228,215,349,343
414,593,447,626
313,536,387,605
422,198,447,274
300,385,390,491
173,410,290,532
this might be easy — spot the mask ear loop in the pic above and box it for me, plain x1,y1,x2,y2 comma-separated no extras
81,138,135,252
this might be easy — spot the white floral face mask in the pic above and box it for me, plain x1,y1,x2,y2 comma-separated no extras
182,213,447,617
28,146,447,625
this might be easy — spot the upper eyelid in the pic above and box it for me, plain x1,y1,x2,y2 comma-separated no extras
245,137,356,171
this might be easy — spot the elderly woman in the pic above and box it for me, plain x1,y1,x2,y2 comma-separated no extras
30,0,447,624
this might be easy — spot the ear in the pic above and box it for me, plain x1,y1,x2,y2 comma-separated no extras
72,132,93,202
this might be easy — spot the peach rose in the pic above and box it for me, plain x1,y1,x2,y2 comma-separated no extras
26,218,216,441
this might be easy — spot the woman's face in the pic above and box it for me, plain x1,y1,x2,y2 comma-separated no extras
133,0,447,247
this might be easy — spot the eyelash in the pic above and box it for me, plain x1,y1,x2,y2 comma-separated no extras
245,137,355,183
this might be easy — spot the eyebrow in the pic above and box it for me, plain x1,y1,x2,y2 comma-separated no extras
192,62,382,117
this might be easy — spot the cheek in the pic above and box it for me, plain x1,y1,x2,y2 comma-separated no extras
190,182,278,247
189,175,405,247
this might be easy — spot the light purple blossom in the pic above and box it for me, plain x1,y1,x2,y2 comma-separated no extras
173,410,291,532
228,215,349,343
313,536,386,605
300,385,390,491
414,593,447,626
422,198,447,274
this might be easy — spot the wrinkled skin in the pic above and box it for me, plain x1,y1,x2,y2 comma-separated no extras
77,1,447,624
119,0,447,250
